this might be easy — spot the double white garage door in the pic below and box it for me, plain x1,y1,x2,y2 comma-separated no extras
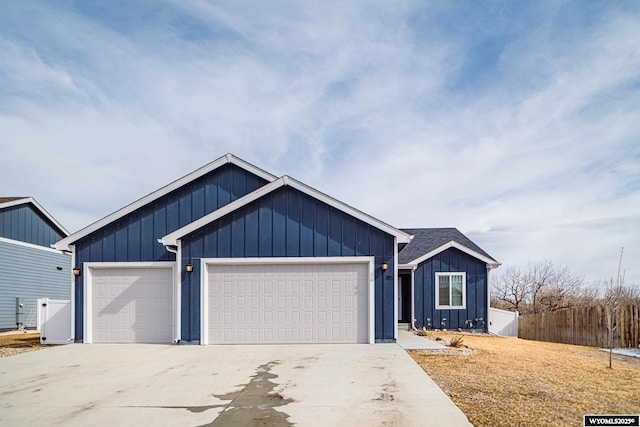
88,260,370,344
205,262,370,344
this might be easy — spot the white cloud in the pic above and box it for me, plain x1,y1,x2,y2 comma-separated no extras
0,1,638,284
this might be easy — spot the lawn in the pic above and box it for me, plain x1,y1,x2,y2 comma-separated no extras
0,332,43,358
0,332,40,347
410,332,640,427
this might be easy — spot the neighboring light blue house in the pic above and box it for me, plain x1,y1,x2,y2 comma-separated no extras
0,197,71,331
54,154,498,344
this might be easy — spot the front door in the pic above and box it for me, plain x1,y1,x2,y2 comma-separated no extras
398,272,412,324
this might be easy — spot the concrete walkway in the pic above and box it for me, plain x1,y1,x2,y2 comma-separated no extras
0,343,472,426
396,329,449,350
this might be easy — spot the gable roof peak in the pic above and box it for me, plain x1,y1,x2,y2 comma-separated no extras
54,153,277,251
0,197,69,236
399,227,498,267
161,174,411,246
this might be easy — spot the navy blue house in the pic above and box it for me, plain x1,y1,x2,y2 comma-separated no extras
55,154,498,344
398,229,499,332
0,197,70,330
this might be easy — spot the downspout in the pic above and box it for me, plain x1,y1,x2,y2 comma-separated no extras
69,245,76,342
159,241,180,344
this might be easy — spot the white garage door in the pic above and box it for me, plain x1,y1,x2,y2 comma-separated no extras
207,262,369,344
91,267,173,343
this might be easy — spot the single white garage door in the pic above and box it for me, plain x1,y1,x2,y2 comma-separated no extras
207,262,369,344
91,267,173,343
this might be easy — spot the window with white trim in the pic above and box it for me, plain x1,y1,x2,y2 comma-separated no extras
436,272,466,309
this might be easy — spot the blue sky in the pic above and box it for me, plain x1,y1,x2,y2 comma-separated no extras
1,1,639,286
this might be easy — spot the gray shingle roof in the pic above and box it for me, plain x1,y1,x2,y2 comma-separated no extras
398,228,497,265
0,197,27,204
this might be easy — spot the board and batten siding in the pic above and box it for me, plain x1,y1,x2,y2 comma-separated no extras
180,186,396,342
412,247,488,331
0,239,71,330
0,204,65,247
72,164,269,341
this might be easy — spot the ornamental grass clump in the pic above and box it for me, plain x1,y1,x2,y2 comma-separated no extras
449,335,465,348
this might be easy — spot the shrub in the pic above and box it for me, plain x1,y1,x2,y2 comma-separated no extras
449,335,465,348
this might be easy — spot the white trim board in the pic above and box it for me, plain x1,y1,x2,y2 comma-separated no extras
393,237,399,340
162,176,412,246
0,236,71,255
70,245,77,342
0,197,69,236
55,154,277,251
82,262,177,343
199,256,376,345
402,240,501,268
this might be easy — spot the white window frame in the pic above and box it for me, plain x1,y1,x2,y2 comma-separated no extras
435,272,466,310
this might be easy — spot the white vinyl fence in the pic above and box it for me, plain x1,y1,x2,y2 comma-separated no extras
489,307,519,337
37,298,72,345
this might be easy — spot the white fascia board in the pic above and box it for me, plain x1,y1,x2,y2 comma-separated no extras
407,240,501,268
284,177,412,244
162,175,412,246
0,197,31,210
0,197,69,236
0,236,70,255
162,178,286,246
54,154,278,251
398,263,417,270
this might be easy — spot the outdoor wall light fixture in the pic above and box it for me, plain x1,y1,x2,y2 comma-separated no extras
185,264,193,273
72,268,81,276
381,263,389,271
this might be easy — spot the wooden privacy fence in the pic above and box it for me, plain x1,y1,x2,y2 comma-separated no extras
518,304,640,348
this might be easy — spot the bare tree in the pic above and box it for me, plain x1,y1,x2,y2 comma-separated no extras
573,284,601,307
527,261,556,314
603,247,632,368
491,266,528,312
604,277,623,368
536,264,584,312
491,261,585,314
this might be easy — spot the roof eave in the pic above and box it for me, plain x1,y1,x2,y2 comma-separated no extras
161,178,286,247
54,154,278,251
1,197,69,237
407,240,500,267
162,175,412,246
398,263,417,270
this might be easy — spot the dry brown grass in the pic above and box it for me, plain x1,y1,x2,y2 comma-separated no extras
0,332,44,358
410,332,640,427
0,332,41,347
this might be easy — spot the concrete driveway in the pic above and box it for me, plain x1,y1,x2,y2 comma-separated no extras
0,343,471,426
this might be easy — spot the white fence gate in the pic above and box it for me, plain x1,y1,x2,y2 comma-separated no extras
37,298,72,345
489,307,519,337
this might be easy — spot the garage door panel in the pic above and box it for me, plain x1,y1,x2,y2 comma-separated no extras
91,267,173,343
208,262,368,344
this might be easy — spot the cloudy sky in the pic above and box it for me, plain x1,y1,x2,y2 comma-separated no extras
1,1,638,285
